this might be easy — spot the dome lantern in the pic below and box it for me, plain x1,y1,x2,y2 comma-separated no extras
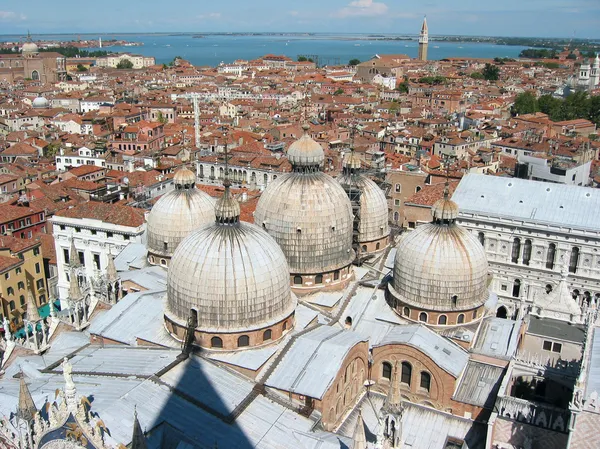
286,124,325,172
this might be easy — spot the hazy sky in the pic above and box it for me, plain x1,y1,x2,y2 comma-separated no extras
0,0,598,38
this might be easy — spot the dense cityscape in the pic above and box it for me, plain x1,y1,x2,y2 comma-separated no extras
0,5,599,449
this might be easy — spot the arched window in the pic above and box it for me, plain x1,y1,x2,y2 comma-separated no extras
9,300,15,310
345,316,353,327
17,281,24,290
31,70,40,80
438,315,447,325
199,165,204,178
382,362,392,380
263,329,272,341
283,321,287,331
546,284,553,294
393,211,399,222
569,247,580,274
546,243,556,269
376,242,380,250
511,238,521,264
293,275,303,285
237,335,250,347
512,279,521,298
401,362,412,385
361,245,367,253
263,173,268,185
315,274,323,284
420,372,431,392
334,271,340,281
395,183,401,193
403,307,410,317
522,239,532,266
419,312,427,322
7,287,14,296
472,310,478,319
496,306,508,319
457,313,465,324
160,259,167,266
478,232,485,247
211,336,223,348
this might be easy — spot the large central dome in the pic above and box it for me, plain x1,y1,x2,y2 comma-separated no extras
254,126,354,292
388,191,489,326
146,167,215,266
165,183,296,350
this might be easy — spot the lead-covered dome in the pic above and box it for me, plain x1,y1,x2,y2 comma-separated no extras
389,196,488,313
165,187,296,338
255,173,354,276
286,125,325,168
338,151,389,253
146,168,215,264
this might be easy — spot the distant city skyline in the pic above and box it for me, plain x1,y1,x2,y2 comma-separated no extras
0,0,598,38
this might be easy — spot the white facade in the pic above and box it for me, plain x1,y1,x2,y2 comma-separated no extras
196,160,282,191
55,146,106,171
95,53,155,69
518,154,591,186
81,99,113,113
51,215,145,303
453,174,600,318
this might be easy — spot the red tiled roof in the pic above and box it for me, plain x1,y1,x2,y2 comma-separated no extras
54,202,145,228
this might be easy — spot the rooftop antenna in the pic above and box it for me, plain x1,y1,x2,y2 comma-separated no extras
223,127,230,187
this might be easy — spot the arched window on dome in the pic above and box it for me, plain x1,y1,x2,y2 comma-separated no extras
361,245,367,253
211,337,223,348
420,372,431,392
438,315,447,325
264,173,268,186
376,242,381,250
546,243,556,269
315,274,323,284
546,284,553,294
403,307,410,317
401,362,412,386
263,329,272,341
523,239,532,266
457,313,465,324
511,238,521,264
334,271,340,281
160,259,167,267
472,310,478,319
382,362,392,380
283,321,288,331
419,312,427,322
294,275,303,285
237,335,250,347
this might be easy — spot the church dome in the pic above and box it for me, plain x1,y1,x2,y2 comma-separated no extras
431,197,459,222
166,187,296,337
146,168,215,263
32,96,49,109
22,42,38,54
338,155,389,248
389,196,489,313
286,125,325,168
255,172,354,277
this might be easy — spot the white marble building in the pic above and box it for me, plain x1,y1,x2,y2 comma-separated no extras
50,204,146,303
453,174,600,318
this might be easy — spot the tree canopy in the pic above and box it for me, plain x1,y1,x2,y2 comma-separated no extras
116,59,134,69
348,58,360,66
482,63,500,81
512,91,600,126
512,91,539,115
417,76,446,85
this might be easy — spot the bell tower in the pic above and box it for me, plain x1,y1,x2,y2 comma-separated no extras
418,16,429,61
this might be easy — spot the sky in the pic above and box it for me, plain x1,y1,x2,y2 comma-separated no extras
0,0,598,38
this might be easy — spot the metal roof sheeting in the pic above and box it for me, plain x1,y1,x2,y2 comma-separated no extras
453,173,600,232
266,326,367,399
375,325,469,378
453,360,505,408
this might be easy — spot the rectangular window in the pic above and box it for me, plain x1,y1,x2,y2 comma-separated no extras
35,262,40,274
33,247,40,256
552,342,562,353
107,232,113,238
4,273,9,280
394,199,401,206
542,341,552,351
60,225,66,231
63,248,69,264
91,229,97,235
16,267,21,274
124,235,130,240
36,279,44,290
93,253,101,270
39,294,46,304
75,227,81,233
501,284,508,291
78,251,85,266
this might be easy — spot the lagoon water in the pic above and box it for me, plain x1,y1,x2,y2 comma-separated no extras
0,33,532,66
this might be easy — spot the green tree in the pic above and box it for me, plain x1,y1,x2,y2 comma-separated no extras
348,58,360,66
297,56,308,62
566,53,577,60
157,111,168,124
588,96,600,127
76,64,88,72
470,72,484,80
538,95,562,119
482,63,500,81
397,80,409,93
333,88,344,95
116,59,134,69
512,91,539,115
418,76,447,85
45,143,61,157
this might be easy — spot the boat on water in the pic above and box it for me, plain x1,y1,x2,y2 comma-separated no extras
433,45,440,48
